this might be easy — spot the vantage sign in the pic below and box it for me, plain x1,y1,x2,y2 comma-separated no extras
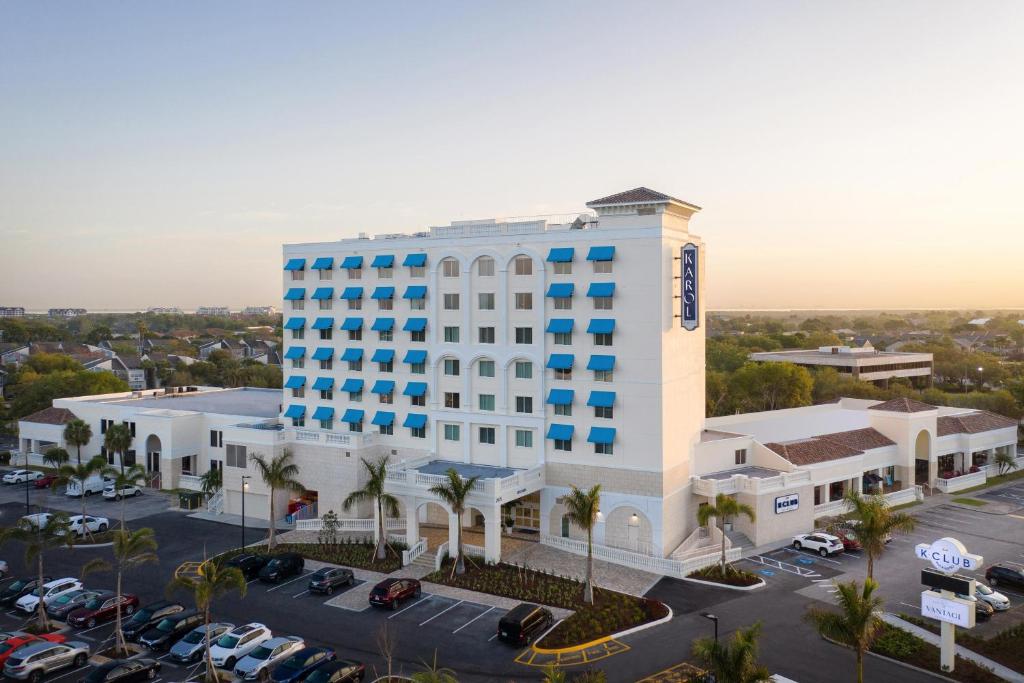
921,590,975,628
915,537,984,575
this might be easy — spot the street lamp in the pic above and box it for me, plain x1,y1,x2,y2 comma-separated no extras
240,476,251,549
977,366,984,391
700,612,719,644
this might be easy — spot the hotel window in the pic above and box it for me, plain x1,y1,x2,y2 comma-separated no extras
555,368,572,381
515,396,533,414
444,392,460,409
380,391,394,405
411,329,426,342
348,329,362,341
553,297,572,311
594,369,613,382
479,327,495,344
514,256,532,275
444,358,460,376
319,328,333,340
478,293,495,310
443,259,460,278
379,423,393,435
554,438,572,452
410,265,425,278
554,332,572,345
349,420,363,433
479,394,495,411
292,387,305,399
379,360,394,373
291,270,304,281
477,257,494,277
319,418,333,430
410,361,426,375
378,298,393,311
593,297,613,311
348,299,362,310
554,403,572,417
319,269,332,281
292,300,305,311
292,358,305,369
515,361,533,379
411,425,426,438
378,266,393,279
410,297,426,311
444,293,460,311
735,449,747,465
319,298,332,310
225,444,248,468
594,332,613,346
553,261,572,275
515,327,533,345
348,267,362,280
320,389,333,401
444,424,460,441
595,442,613,455
209,430,223,448
292,329,304,340
292,416,305,427
479,427,496,445
593,260,612,274
515,292,533,310
349,358,362,372
515,430,533,448
350,390,363,402
444,326,460,343
378,329,393,342
478,360,495,377
319,358,333,370
411,393,426,407
594,405,613,419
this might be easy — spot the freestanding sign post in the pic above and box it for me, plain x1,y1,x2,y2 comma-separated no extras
914,537,983,672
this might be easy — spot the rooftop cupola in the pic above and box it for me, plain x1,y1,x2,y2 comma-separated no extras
586,187,701,231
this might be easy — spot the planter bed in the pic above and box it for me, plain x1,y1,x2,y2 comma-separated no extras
687,564,762,587
224,541,405,574
899,613,1024,674
868,622,1002,683
91,643,145,664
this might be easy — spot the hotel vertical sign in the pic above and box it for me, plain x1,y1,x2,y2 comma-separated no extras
680,243,699,330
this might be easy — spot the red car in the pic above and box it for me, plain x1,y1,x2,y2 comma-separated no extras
33,475,57,489
368,579,420,610
66,591,139,629
0,633,66,666
833,528,862,551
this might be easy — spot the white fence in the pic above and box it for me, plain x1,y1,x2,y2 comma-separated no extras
935,470,987,494
402,538,427,567
178,474,204,492
294,517,407,532
814,485,924,518
540,534,738,578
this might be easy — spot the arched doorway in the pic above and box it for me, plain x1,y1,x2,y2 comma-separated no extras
604,506,653,554
914,430,930,485
144,434,161,487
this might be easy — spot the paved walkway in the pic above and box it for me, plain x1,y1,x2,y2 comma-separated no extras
504,540,661,596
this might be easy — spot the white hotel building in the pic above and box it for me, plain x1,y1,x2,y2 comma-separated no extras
16,188,1021,566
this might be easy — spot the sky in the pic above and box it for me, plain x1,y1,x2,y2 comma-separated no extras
2,1,1023,311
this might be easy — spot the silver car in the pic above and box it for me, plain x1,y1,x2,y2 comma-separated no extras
46,589,102,620
169,622,234,664
2,640,89,682
233,636,305,681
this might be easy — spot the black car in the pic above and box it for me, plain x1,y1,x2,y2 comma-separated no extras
986,564,1024,591
497,603,553,646
121,601,185,642
226,554,270,581
258,554,304,583
138,610,203,651
974,598,995,622
304,659,365,683
0,578,52,607
82,658,161,683
270,646,335,683
307,568,354,595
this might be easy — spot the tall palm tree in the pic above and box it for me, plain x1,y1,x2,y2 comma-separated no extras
103,423,133,476
82,528,159,656
427,469,481,578
103,464,147,530
43,447,70,469
343,456,400,562
805,579,884,683
199,467,222,500
0,514,75,632
250,449,305,549
53,455,108,542
170,556,247,682
842,492,915,579
563,484,602,604
692,621,771,683
993,449,1020,476
697,493,756,574
63,419,92,466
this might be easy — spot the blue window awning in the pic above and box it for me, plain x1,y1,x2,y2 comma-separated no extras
371,286,395,300
372,411,395,426
403,413,427,429
587,319,616,334
312,406,335,421
371,380,395,395
547,247,574,263
283,404,305,419
546,283,575,298
403,318,427,332
312,257,334,270
312,317,334,330
587,282,616,298
341,408,365,424
341,256,363,269
371,254,394,268
341,317,363,331
403,253,427,267
311,287,334,300
587,391,616,408
403,349,427,364
284,288,305,301
403,382,427,397
587,245,615,262
371,318,395,332
547,389,574,405
403,285,427,300
311,347,333,361
546,424,574,441
341,378,364,393
588,427,616,445
340,348,363,362
587,355,616,371
284,258,306,271
371,349,395,363
546,318,574,334
546,354,575,370
284,347,305,360
284,317,305,330
312,377,334,391
284,376,306,389
340,287,363,300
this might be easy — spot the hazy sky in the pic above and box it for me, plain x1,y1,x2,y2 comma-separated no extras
3,2,1023,311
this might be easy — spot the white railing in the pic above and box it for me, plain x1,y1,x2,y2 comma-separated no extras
540,534,740,579
178,474,204,492
982,456,1024,477
692,469,812,497
434,541,450,572
402,538,427,566
207,490,224,515
384,463,545,503
814,499,852,517
294,517,407,532
883,487,919,507
935,470,987,494
671,524,730,561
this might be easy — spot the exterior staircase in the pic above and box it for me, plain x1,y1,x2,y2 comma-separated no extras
411,549,437,572
725,529,754,552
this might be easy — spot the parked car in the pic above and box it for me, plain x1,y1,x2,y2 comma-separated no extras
16,578,83,614
269,646,335,683
0,633,67,667
974,582,1011,611
82,658,162,683
3,470,43,485
66,515,109,536
985,564,1024,591
0,578,52,608
32,475,57,490
307,568,354,595
368,579,420,610
19,514,53,531
233,636,305,680
829,528,862,551
168,622,234,664
102,484,142,501
0,560,8,579
67,592,140,629
226,554,270,581
46,589,102,620
962,593,996,622
792,533,844,557
496,603,553,646
138,609,203,651
258,554,304,583
2,640,89,682
304,660,366,683
208,623,273,670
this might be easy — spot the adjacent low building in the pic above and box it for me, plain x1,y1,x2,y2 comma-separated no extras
750,344,933,386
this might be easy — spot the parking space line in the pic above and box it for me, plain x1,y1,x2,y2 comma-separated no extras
452,606,495,634
783,548,843,566
487,633,498,642
388,595,432,619
266,572,312,592
419,600,464,627
46,666,90,682
292,589,309,599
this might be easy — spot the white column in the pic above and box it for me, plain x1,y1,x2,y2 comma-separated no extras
484,504,501,564
406,497,420,547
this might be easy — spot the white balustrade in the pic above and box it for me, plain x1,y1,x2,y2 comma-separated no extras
178,475,204,492
540,534,739,579
402,538,427,566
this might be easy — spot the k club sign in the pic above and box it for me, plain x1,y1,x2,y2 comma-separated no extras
680,243,699,330
915,537,983,575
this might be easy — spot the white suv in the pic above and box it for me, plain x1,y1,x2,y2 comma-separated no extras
103,484,142,500
792,533,844,557
209,623,272,670
16,578,84,614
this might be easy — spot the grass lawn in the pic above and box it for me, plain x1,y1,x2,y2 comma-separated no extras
889,500,924,511
951,497,988,506
227,541,405,573
869,622,1002,683
898,613,1024,674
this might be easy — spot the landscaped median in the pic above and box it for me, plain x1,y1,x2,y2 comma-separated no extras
897,612,1024,677
685,564,765,589
219,539,406,573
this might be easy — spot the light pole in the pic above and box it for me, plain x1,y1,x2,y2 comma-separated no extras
240,476,251,549
701,612,719,644
977,366,984,391
24,449,31,516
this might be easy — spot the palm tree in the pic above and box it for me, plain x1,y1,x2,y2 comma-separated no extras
250,449,305,549
199,467,223,500
63,419,92,465
0,513,75,632
53,455,108,542
410,652,458,683
103,423,133,476
563,484,602,604
698,493,756,574
43,447,70,469
842,492,915,579
82,528,159,656
343,456,400,562
692,621,771,683
805,579,884,683
994,449,1020,476
427,469,481,578
170,556,247,682
103,464,147,530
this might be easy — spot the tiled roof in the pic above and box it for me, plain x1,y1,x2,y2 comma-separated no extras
937,411,1018,436
868,397,936,413
586,187,701,209
765,427,895,466
818,428,896,451
20,407,76,425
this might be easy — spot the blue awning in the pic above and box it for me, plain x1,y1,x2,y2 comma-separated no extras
546,354,575,370
403,413,427,429
284,288,305,301
587,245,615,262
340,287,363,300
546,319,574,334
341,317,363,331
546,424,574,441
312,406,335,421
284,258,305,271
312,377,334,391
403,349,427,364
311,347,333,361
547,247,574,263
588,427,616,445
587,319,616,334
311,287,334,300
312,257,334,270
587,282,616,298
371,349,395,363
312,317,334,330
546,283,575,298
340,348,363,362
341,408,365,424
403,382,427,397
403,318,427,332
371,254,394,268
371,318,395,332
403,253,427,267
341,378,364,393
587,391,616,408
587,355,616,371
284,347,305,360
371,380,395,394
284,317,305,330
547,389,574,405
340,256,363,269
283,404,305,419
372,411,395,426
371,286,395,300
403,285,427,300
284,376,306,389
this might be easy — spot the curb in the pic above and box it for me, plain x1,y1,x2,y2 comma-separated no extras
819,634,958,682
68,542,115,549
680,575,766,591
532,604,674,654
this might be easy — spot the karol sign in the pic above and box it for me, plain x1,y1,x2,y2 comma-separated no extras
915,537,983,575
680,243,699,330
774,493,799,514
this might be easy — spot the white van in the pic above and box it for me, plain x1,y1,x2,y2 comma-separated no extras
64,475,110,497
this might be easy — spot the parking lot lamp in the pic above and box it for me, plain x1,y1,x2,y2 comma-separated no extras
701,611,719,644
241,475,251,549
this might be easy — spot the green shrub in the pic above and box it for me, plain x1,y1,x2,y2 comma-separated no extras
872,624,922,659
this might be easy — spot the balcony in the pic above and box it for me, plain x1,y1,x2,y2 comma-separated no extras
225,422,375,449
384,459,545,506
692,468,811,497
